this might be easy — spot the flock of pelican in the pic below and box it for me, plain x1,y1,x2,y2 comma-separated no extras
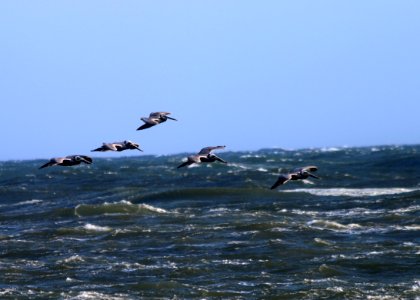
39,111,319,189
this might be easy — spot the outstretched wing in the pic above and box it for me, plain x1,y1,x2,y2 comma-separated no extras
150,112,171,117
270,174,292,189
212,154,227,164
297,165,319,179
198,146,226,155
91,143,118,152
137,123,155,130
77,155,93,164
38,157,64,169
39,159,57,169
177,161,193,169
301,166,318,172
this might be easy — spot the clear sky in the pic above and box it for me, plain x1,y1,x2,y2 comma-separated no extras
1,1,419,160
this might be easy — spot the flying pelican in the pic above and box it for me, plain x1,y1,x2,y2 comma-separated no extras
39,155,93,169
270,166,319,189
137,112,177,130
177,146,227,169
91,140,143,152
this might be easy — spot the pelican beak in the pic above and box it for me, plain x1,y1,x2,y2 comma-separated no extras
167,116,177,121
135,146,143,152
308,173,319,179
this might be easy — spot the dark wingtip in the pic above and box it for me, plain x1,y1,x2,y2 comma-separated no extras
177,162,189,169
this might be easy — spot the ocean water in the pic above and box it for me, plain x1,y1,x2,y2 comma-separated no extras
0,145,419,299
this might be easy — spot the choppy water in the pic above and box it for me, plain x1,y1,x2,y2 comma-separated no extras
1,145,419,299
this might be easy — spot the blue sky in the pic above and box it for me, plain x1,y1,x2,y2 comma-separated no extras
1,1,419,160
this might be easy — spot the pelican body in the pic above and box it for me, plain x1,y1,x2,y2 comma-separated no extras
270,166,319,189
137,112,177,130
177,146,227,169
39,155,93,169
91,140,142,152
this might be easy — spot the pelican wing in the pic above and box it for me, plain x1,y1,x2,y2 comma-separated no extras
177,161,193,169
302,166,318,172
104,143,119,151
212,154,227,164
137,122,155,130
198,146,226,155
79,155,93,164
39,157,63,169
67,155,93,164
150,112,171,117
270,174,292,189
291,166,317,173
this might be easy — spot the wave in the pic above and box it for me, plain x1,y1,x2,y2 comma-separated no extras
136,187,277,202
283,187,420,197
0,199,43,208
74,200,169,217
66,291,129,300
83,223,112,232
308,220,363,231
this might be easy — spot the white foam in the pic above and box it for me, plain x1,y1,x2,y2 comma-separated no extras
228,163,250,170
320,147,342,152
309,220,362,231
59,255,85,264
283,188,419,197
314,238,334,246
411,280,420,292
389,205,420,214
69,291,128,300
104,199,133,205
240,154,265,158
139,203,168,214
18,199,43,205
394,225,420,231
0,199,44,208
83,224,112,232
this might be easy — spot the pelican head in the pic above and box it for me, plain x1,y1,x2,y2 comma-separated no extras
124,140,143,151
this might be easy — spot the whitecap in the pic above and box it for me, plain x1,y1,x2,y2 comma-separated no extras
283,187,419,197
83,223,112,232
314,238,334,246
411,280,420,292
228,163,250,170
3,199,43,208
240,154,265,158
308,220,362,231
68,291,129,300
389,205,420,214
320,147,342,152
139,203,168,214
18,199,43,205
58,255,85,264
393,225,420,231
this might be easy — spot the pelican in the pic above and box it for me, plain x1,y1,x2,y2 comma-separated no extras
177,146,227,169
91,140,143,152
39,155,93,169
270,166,319,189
137,112,177,130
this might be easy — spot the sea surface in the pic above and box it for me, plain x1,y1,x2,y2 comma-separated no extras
0,145,419,299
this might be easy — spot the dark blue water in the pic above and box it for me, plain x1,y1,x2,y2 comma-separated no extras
1,145,419,299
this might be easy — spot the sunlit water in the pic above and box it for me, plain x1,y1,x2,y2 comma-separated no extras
1,145,419,299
